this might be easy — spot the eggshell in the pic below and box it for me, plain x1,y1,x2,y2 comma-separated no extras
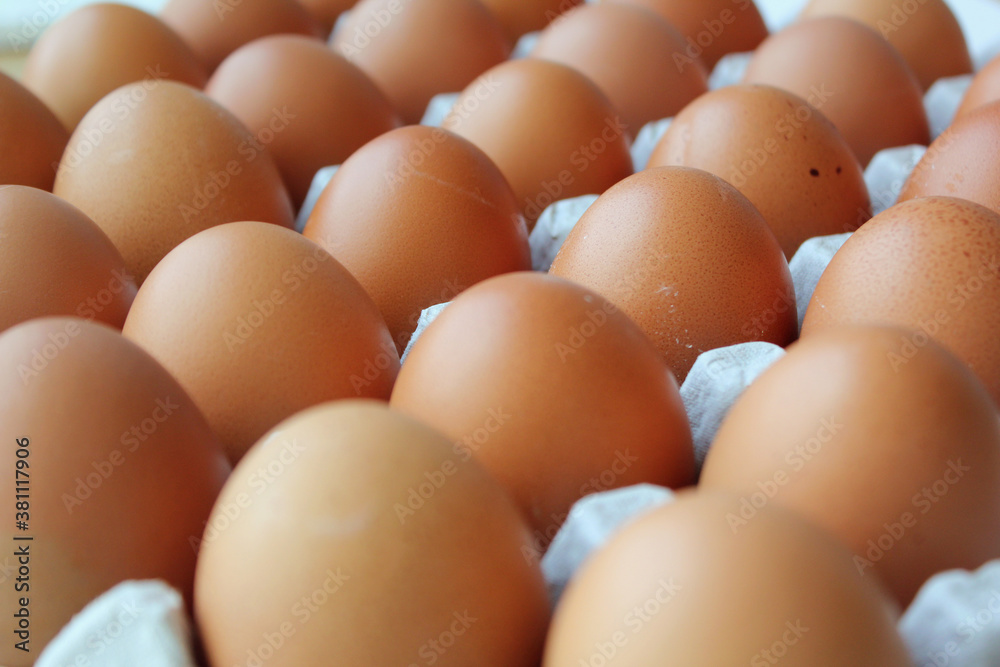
0,71,68,191
0,186,135,332
160,0,324,72
531,3,708,138
544,491,910,667
957,53,1000,120
299,0,355,33
479,0,583,41
22,3,207,131
195,401,549,666
54,81,294,285
647,84,871,258
606,0,769,70
442,59,632,228
391,272,694,546
744,17,929,166
0,318,230,666
331,0,509,124
207,35,400,208
304,126,531,352
702,326,1000,606
802,197,1000,406
800,0,972,91
549,167,796,382
123,222,398,463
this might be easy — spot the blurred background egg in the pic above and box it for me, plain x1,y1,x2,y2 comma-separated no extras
549,167,797,382
304,125,530,352
195,401,549,667
957,53,1000,120
299,0,356,34
207,35,400,209
22,3,207,130
54,81,293,285
0,70,68,191
0,318,230,665
331,0,510,124
479,0,582,42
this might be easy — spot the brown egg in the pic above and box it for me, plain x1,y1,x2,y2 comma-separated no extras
744,17,929,166
331,0,510,124
160,0,324,72
648,84,871,257
0,186,135,332
442,59,632,228
957,54,1000,120
0,71,68,191
606,0,769,70
123,222,397,463
304,126,531,352
544,492,911,667
802,197,1000,406
549,167,797,382
800,0,972,90
299,0,356,33
54,81,293,285
391,272,694,548
195,401,549,667
702,326,1000,606
479,0,583,42
22,3,207,131
531,3,708,137
207,35,400,209
898,103,1000,215
0,318,230,665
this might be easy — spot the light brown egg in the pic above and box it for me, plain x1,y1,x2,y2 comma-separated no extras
800,0,972,90
744,17,929,166
391,272,694,548
442,59,632,228
22,3,207,131
549,167,796,382
531,3,708,137
802,197,1000,406
898,102,1000,215
304,126,531,352
606,0,769,70
207,35,400,209
0,71,68,191
54,81,293,285
544,491,911,667
648,84,870,257
702,326,1000,606
957,54,1000,120
0,186,135,332
0,318,230,665
299,0,356,34
479,0,583,42
331,0,510,124
195,401,549,667
123,222,397,463
160,0,324,72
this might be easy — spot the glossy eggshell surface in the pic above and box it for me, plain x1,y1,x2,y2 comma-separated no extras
0,72,69,192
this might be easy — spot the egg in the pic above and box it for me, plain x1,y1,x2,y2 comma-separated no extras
702,325,1000,606
957,54,1000,120
800,0,972,90
299,0,356,33
304,126,531,352
605,0,769,70
479,0,583,42
22,3,207,130
647,84,870,257
743,17,929,166
123,222,397,463
0,318,230,665
160,0,324,72
391,272,694,545
442,59,633,228
0,186,135,332
531,3,708,138
195,401,549,666
544,491,911,666
331,0,510,124
0,71,68,192
802,197,1000,406
207,35,400,208
54,81,293,285
549,167,796,382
